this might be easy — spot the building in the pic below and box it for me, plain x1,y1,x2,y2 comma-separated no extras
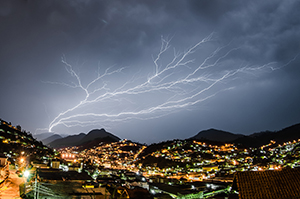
0,153,7,166
25,169,111,198
232,167,300,199
0,153,9,182
38,169,93,183
202,165,219,172
50,159,60,169
114,186,152,199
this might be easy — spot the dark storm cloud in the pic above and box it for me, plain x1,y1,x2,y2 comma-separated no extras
0,0,299,143
188,0,242,23
221,1,300,63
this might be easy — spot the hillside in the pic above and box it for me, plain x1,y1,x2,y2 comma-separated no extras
234,123,300,147
34,132,57,141
0,119,53,161
191,128,243,142
272,123,300,141
48,133,86,148
41,134,63,145
48,129,120,148
47,123,300,149
80,129,120,144
188,123,300,148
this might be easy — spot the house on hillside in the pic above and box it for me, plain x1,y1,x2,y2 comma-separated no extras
28,169,110,198
50,159,60,169
114,186,152,199
0,153,9,182
38,169,93,183
232,167,300,199
0,153,7,166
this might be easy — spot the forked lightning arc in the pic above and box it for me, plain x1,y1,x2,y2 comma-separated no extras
43,33,295,133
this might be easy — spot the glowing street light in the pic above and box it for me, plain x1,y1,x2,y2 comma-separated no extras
24,170,30,178
23,170,30,196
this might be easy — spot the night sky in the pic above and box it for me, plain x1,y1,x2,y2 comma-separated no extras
1,0,300,143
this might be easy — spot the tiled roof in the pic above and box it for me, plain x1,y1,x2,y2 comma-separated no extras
39,170,93,181
0,153,6,158
233,168,300,199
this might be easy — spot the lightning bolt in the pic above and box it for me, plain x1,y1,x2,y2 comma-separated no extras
45,33,296,133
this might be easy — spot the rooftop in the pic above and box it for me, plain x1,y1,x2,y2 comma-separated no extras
38,170,93,181
232,167,300,199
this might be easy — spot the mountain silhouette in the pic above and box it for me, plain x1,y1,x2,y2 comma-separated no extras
191,128,243,142
48,129,120,148
46,123,300,148
42,134,63,145
48,133,86,148
190,123,300,148
80,128,120,144
234,123,300,147
34,132,57,141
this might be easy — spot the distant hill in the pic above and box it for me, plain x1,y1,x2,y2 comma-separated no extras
191,128,243,142
41,134,63,145
34,132,67,141
48,133,86,148
47,123,300,148
80,129,120,144
189,123,300,148
34,132,56,141
234,123,300,147
48,129,120,148
272,123,300,141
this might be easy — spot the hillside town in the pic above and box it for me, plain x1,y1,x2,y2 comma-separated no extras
1,119,300,198
2,0,300,198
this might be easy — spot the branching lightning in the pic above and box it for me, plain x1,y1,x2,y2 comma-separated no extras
45,33,294,133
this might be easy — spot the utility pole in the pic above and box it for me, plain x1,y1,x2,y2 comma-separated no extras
34,169,39,199
24,180,26,196
34,172,37,199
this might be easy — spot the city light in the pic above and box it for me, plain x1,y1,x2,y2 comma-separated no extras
24,170,30,178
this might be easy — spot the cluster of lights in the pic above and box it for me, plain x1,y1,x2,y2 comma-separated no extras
61,153,75,159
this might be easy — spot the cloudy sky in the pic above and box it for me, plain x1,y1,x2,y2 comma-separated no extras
0,0,300,143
